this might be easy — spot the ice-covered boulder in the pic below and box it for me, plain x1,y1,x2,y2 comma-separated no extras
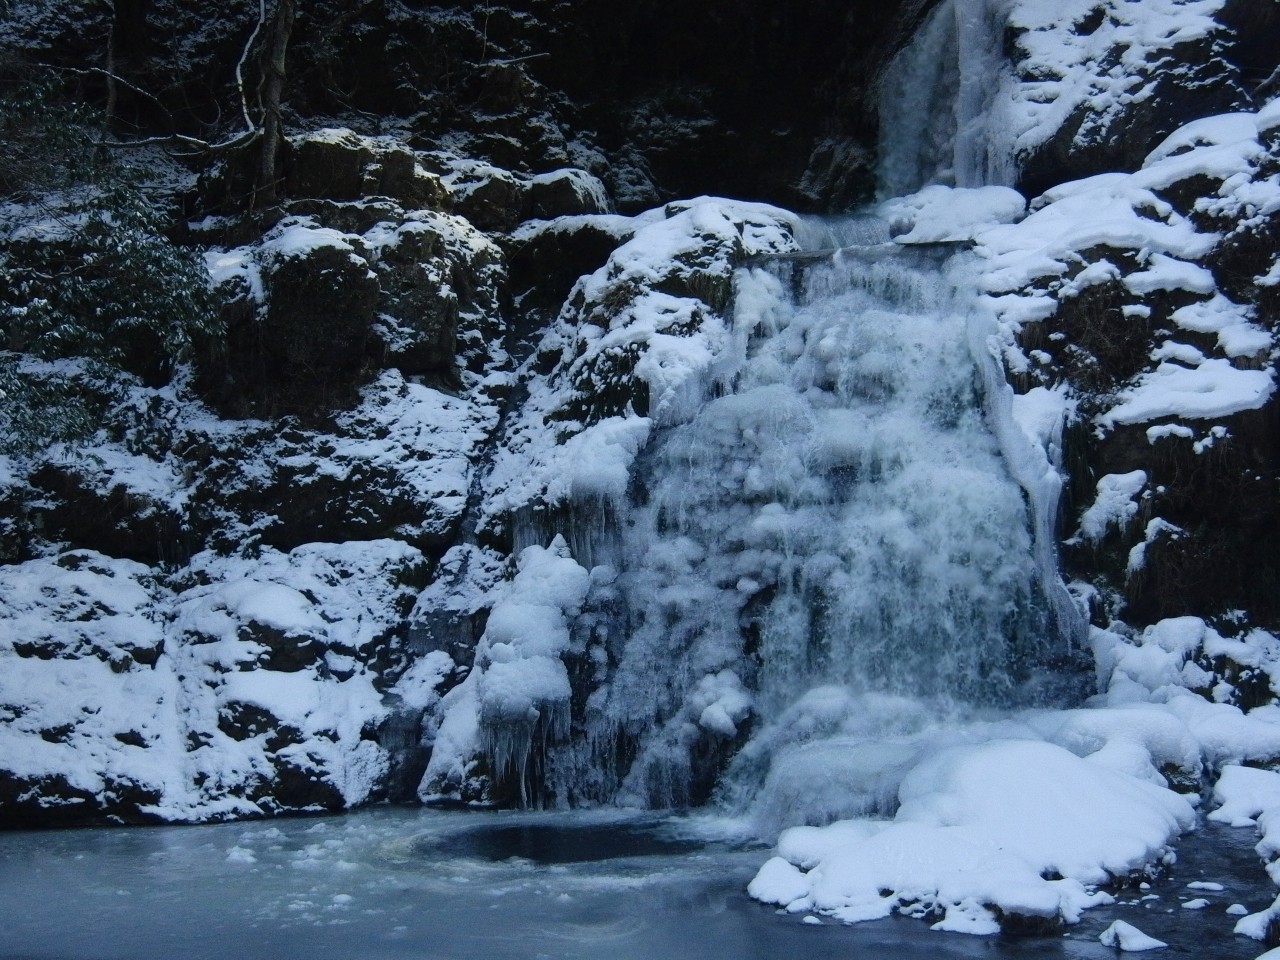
418,537,590,805
480,197,801,544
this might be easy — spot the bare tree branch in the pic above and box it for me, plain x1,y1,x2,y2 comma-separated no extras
96,129,261,154
483,52,551,67
236,0,268,134
45,65,178,133
59,0,271,156
1257,64,1280,98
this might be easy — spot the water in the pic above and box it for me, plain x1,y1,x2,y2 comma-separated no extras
0,809,1267,960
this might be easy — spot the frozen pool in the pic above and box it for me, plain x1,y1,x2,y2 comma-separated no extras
0,809,1269,960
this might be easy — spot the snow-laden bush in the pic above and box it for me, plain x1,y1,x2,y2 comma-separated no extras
0,79,220,454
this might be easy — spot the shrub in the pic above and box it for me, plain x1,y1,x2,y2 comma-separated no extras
0,78,220,455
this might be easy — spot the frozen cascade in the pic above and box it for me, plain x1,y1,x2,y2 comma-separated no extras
877,0,1016,197
540,235,1067,810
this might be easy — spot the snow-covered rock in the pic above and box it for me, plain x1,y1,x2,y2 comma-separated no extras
480,197,800,542
1099,919,1168,951
976,102,1279,629
0,540,425,824
750,738,1189,932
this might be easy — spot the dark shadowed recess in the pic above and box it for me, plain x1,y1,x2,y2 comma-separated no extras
8,0,941,212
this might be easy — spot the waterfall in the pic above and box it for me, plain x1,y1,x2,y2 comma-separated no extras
876,0,1017,197
539,235,1062,810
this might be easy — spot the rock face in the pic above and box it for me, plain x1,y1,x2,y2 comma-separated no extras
0,543,428,825
978,104,1280,630
0,0,1278,825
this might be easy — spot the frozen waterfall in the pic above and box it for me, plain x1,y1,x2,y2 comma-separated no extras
876,0,1017,197
537,234,1067,810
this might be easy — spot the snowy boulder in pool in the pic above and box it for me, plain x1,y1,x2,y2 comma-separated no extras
750,739,1194,933
1099,919,1167,951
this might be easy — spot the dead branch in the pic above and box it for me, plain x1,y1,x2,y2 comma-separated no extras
70,0,271,156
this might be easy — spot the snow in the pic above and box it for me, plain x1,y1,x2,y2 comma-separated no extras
1123,254,1216,297
1075,471,1147,543
879,185,1026,243
508,213,637,245
1099,359,1274,427
331,371,497,541
541,415,653,503
1260,98,1280,133
0,540,426,821
978,173,1215,297
1099,919,1168,951
262,221,362,262
1171,297,1272,361
1236,895,1280,942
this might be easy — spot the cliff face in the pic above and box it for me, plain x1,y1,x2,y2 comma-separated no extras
0,0,1277,825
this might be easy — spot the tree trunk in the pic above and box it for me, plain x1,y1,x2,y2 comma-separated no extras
254,0,295,209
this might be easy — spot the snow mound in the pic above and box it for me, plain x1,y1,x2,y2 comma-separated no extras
750,739,1190,931
1099,919,1168,951
880,185,1026,244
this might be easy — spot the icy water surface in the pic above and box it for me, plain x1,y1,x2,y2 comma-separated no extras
0,809,1269,960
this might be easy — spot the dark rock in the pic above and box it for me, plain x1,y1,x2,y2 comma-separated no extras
218,702,294,743
1218,0,1280,93
285,129,448,209
200,225,379,417
0,771,164,828
504,216,635,309
1017,38,1250,196
285,198,405,235
268,757,345,812
28,463,190,567
287,129,374,200
447,164,526,232
525,169,610,220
